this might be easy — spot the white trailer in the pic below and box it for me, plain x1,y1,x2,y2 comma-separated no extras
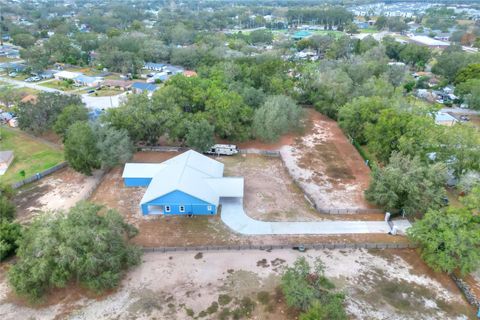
205,144,238,156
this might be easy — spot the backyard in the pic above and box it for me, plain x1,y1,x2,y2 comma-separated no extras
0,127,63,186
38,79,77,91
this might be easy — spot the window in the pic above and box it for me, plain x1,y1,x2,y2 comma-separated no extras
165,205,171,213
179,205,185,213
207,205,212,211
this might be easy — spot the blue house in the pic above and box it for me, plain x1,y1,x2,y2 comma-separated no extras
132,82,158,94
122,150,244,215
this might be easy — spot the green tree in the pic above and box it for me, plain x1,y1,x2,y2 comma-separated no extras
365,152,447,215
64,122,100,175
455,79,480,110
12,33,36,48
249,29,273,44
407,201,480,275
8,202,141,301
53,104,89,139
338,97,390,144
253,95,303,142
0,220,22,261
0,196,16,221
455,63,480,84
16,93,83,134
185,118,215,152
399,44,431,68
93,123,134,170
281,257,346,316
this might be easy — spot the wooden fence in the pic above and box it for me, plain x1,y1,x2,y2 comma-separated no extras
11,162,68,189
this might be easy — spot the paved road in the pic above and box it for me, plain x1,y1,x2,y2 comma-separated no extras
220,198,411,235
0,75,126,109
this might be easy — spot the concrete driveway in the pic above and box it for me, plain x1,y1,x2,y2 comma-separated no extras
220,198,411,235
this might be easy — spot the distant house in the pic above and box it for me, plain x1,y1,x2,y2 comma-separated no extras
54,70,82,81
435,112,458,126
409,35,450,49
292,30,312,40
102,79,133,91
21,94,38,104
143,62,166,71
73,74,103,87
164,65,184,75
132,82,158,95
146,72,168,83
0,151,14,175
183,70,197,77
122,150,244,215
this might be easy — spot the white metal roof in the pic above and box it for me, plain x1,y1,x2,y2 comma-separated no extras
55,70,82,79
410,35,449,47
122,163,166,178
206,177,244,198
123,150,238,206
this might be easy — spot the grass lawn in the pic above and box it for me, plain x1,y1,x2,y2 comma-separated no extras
0,127,63,185
90,88,123,97
359,28,378,33
311,30,345,38
39,80,77,91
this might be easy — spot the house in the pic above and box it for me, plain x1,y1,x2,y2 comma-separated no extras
20,94,37,104
0,151,14,175
122,150,244,215
435,112,458,126
143,62,165,71
146,72,168,83
164,65,184,75
73,74,103,87
292,30,312,40
183,70,197,77
54,70,82,81
409,35,450,49
132,82,158,95
102,79,133,91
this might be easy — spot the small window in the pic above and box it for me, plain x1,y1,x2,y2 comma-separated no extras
179,205,185,213
165,205,171,213
207,205,212,211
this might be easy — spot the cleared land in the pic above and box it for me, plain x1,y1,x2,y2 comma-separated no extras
0,128,63,186
280,110,375,211
12,168,103,223
0,249,474,319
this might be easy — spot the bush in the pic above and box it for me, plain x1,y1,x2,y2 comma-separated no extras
218,294,233,306
0,196,16,221
8,201,141,301
0,220,22,260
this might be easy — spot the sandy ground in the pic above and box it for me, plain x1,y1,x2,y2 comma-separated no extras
280,111,375,211
0,249,474,320
13,168,103,223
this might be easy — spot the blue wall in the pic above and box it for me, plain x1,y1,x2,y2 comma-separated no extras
141,190,216,215
124,177,152,187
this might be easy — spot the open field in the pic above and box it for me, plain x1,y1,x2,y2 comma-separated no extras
0,248,474,319
0,127,63,186
12,167,103,223
281,110,375,211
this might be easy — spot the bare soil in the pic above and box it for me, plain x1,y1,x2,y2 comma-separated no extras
13,168,103,223
281,110,376,211
1,249,474,320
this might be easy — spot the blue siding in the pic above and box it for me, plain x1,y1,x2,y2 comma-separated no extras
141,190,216,215
124,177,152,187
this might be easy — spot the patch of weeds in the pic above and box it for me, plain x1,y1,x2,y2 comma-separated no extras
231,297,256,319
257,258,269,267
257,291,270,305
271,258,286,267
218,307,230,320
194,252,203,259
198,310,208,318
185,308,194,317
206,301,219,314
218,294,232,306
167,303,175,309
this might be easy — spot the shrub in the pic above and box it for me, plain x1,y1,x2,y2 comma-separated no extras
218,294,232,306
8,201,141,301
0,196,16,221
0,220,22,260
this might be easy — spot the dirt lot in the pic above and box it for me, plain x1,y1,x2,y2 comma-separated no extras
0,249,475,320
13,168,103,223
281,110,375,211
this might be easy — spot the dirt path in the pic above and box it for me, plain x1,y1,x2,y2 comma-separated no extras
0,249,474,320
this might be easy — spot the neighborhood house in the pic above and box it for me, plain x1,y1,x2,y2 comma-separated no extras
122,150,244,215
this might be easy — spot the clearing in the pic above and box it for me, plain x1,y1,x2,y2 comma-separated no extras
0,127,64,186
281,110,375,211
0,249,474,319
13,167,103,223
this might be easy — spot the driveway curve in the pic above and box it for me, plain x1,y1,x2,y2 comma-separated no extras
220,198,410,235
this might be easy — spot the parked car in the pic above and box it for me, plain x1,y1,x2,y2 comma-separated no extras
87,89,95,94
8,72,17,77
31,76,41,82
25,77,34,82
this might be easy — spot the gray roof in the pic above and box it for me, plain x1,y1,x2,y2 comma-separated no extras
122,150,243,206
0,150,14,162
